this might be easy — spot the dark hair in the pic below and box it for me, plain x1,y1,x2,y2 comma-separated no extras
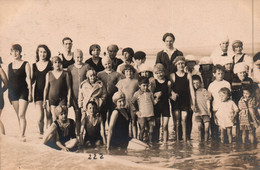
192,75,202,82
138,76,149,85
122,64,136,74
219,87,231,99
89,44,101,55
213,64,225,73
107,44,119,52
133,51,146,60
62,37,73,44
242,86,253,94
162,33,175,42
86,101,98,109
36,44,51,62
122,47,134,57
11,44,22,53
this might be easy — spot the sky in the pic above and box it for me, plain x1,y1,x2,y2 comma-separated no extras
0,0,259,63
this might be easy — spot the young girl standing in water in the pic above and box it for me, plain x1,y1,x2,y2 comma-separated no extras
238,87,259,143
8,44,32,141
150,63,171,144
170,56,191,142
43,56,71,121
32,45,53,136
116,64,139,138
215,87,238,143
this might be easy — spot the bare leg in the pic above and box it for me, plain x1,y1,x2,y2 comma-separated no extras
0,109,5,135
45,104,52,129
50,105,57,121
162,117,169,144
197,122,203,142
74,107,82,136
175,110,181,141
227,127,232,144
18,99,29,137
181,111,188,142
242,130,246,144
204,122,210,142
220,128,225,143
11,101,20,129
249,130,254,144
35,101,44,134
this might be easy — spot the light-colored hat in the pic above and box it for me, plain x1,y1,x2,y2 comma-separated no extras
185,55,197,63
199,57,213,65
220,57,233,66
139,64,153,73
54,105,68,116
112,91,126,104
172,56,185,65
102,56,112,64
233,62,248,74
153,63,165,73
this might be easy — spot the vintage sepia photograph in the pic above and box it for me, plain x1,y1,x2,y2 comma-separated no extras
0,0,260,169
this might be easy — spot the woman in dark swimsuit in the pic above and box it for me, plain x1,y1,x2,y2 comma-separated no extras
107,92,131,150
59,37,75,69
0,57,8,135
8,44,32,141
43,56,71,122
32,44,53,136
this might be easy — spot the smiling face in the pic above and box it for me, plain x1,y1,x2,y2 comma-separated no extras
87,70,97,83
242,90,251,100
103,60,112,71
116,98,126,109
192,79,201,90
237,71,247,81
164,36,174,49
38,47,47,61
11,49,21,59
63,39,73,52
154,70,165,80
124,69,134,78
74,51,83,65
213,69,224,81
176,60,185,71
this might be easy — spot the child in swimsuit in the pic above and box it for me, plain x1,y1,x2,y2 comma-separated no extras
107,92,131,150
67,49,90,136
32,44,53,136
116,64,139,138
97,57,121,124
170,56,192,142
150,63,171,144
43,56,71,121
80,101,106,147
43,105,78,152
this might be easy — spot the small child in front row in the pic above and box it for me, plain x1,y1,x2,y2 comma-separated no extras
43,105,78,152
214,88,238,143
238,87,259,144
80,101,106,147
191,75,211,142
132,77,157,144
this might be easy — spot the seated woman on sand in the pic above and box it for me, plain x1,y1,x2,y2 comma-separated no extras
43,105,78,152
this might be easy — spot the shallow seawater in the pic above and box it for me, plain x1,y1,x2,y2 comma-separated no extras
78,129,260,169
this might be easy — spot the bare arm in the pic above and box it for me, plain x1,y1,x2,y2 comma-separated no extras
79,118,86,145
65,71,71,107
107,110,119,150
43,72,50,109
25,62,32,102
188,73,196,109
43,123,57,144
0,67,8,92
